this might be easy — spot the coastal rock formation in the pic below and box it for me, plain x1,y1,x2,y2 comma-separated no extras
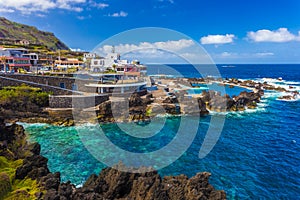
196,89,263,112
278,91,299,101
0,119,47,199
0,119,226,200
47,164,226,200
97,93,149,122
0,119,28,160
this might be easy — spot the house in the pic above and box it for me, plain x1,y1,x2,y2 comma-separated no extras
0,47,31,72
54,58,84,70
15,39,30,46
23,53,39,66
90,52,120,72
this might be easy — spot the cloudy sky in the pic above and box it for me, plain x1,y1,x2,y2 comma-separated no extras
0,0,300,63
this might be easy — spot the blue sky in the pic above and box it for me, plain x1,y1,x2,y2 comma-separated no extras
1,0,300,63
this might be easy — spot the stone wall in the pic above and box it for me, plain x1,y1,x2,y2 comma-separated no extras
49,94,109,108
0,74,98,95
0,75,81,95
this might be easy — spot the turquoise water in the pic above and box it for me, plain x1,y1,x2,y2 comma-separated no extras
190,82,251,97
23,65,300,199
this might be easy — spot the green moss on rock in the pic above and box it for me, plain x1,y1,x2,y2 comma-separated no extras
0,156,44,199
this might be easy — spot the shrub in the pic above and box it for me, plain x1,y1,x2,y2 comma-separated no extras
0,84,51,112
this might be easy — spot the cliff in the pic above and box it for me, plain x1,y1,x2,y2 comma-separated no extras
0,17,69,51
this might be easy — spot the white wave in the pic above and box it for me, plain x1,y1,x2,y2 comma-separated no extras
221,65,236,68
256,102,268,108
259,99,268,103
255,77,300,102
284,81,300,85
16,122,49,127
208,104,267,117
262,91,282,99
277,98,299,102
276,94,300,102
256,77,300,91
190,87,209,90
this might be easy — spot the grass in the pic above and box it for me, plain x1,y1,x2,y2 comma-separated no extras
0,84,51,111
0,156,44,199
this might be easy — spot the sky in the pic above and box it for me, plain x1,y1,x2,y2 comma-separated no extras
0,0,300,64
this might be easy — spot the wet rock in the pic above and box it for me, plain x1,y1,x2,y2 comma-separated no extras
1,119,227,200
0,172,11,198
72,164,226,200
16,154,49,180
129,93,145,107
40,172,61,190
162,96,179,104
58,181,76,198
0,122,27,159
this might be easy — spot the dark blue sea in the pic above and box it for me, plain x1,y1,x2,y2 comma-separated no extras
22,64,300,199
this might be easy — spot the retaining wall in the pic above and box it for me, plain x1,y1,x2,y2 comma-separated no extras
0,74,98,95
49,94,109,108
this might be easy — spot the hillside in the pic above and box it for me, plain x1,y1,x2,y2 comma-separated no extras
0,17,69,51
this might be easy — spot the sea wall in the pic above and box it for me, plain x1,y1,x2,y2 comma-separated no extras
49,94,109,108
0,74,98,95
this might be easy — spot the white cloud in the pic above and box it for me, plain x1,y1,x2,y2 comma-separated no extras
70,48,86,52
97,39,195,55
200,34,235,45
0,0,86,14
0,8,15,13
108,11,128,17
89,0,108,9
93,37,221,64
247,28,300,42
77,14,91,20
94,39,204,63
36,13,46,18
254,52,274,57
158,0,174,3
215,52,239,58
214,52,274,60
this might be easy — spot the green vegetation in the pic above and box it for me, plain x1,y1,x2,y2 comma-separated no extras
0,84,51,112
0,17,69,51
0,157,43,200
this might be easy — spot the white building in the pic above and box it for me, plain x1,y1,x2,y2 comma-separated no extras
83,53,96,62
23,53,39,66
90,52,120,72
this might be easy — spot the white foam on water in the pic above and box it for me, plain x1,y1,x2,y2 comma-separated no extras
277,94,300,102
256,78,300,91
256,102,268,108
16,122,49,128
190,87,209,90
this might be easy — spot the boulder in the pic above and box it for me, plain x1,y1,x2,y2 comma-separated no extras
70,164,226,200
16,154,50,180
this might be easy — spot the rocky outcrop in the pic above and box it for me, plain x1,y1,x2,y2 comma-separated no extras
0,119,226,200
0,119,48,199
97,93,150,122
45,164,226,200
278,91,299,101
0,118,28,160
196,89,263,112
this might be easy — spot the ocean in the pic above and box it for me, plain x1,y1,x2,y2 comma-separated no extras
22,64,300,199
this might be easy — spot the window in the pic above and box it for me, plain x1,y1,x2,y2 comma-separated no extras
72,83,78,91
59,82,65,89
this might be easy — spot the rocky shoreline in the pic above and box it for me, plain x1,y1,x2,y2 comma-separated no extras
2,77,297,126
0,119,226,199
